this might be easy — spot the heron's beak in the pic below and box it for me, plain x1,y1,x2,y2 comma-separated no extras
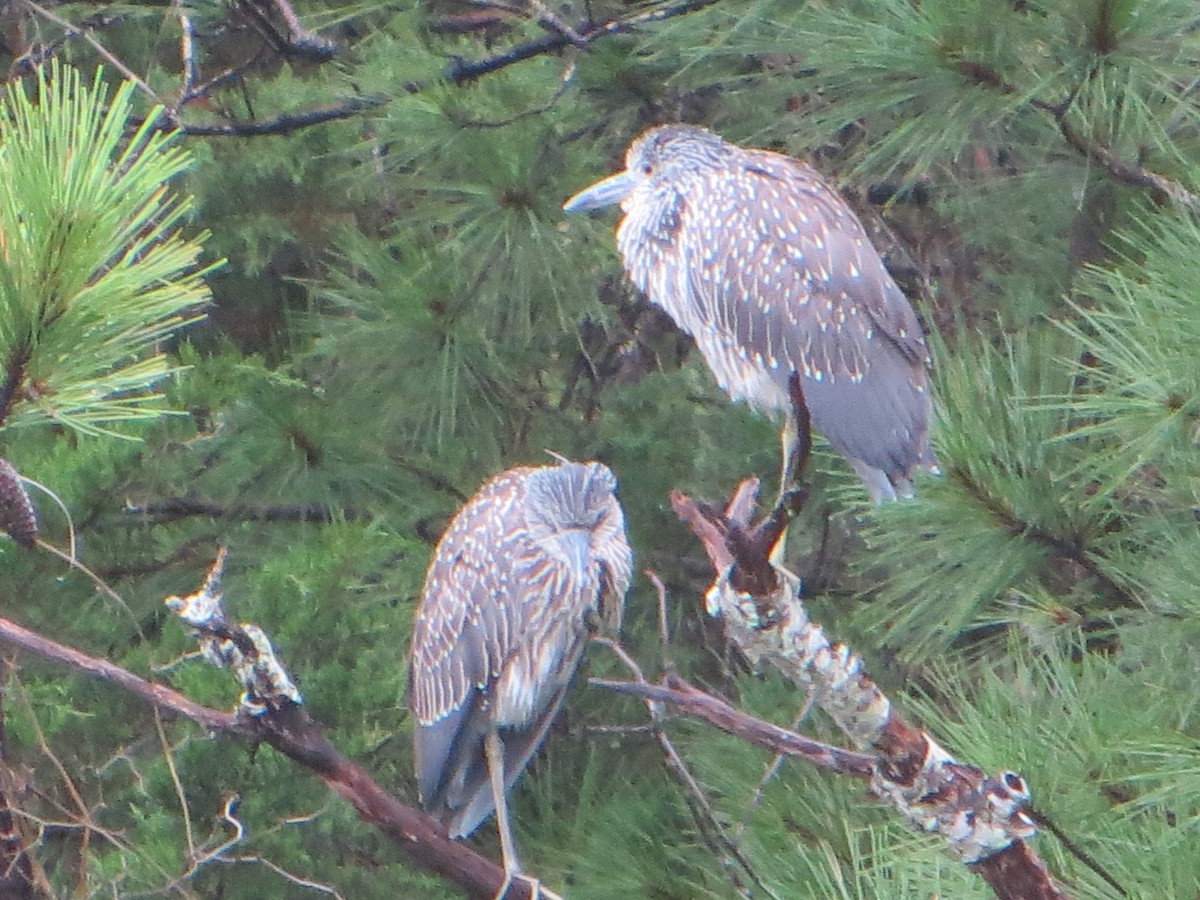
559,529,592,581
562,171,637,212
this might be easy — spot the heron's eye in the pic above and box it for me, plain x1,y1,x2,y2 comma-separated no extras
642,164,653,175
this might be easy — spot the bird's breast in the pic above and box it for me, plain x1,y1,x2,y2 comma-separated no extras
493,610,584,728
694,331,791,416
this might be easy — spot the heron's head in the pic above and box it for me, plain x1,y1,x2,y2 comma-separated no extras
526,461,617,535
563,124,730,214
524,461,630,587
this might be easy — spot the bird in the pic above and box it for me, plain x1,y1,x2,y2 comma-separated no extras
409,458,633,891
563,124,938,503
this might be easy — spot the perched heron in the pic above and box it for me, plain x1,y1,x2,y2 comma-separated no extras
409,459,632,890
563,124,937,503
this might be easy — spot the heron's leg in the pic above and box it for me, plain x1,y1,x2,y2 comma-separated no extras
485,729,527,899
777,417,800,506
769,420,801,566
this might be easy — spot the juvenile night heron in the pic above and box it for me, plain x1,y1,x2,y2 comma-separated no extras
409,459,632,891
564,124,938,502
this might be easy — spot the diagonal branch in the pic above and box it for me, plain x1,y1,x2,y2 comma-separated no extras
676,482,1070,900
0,612,538,899
954,59,1200,212
671,473,1067,900
0,616,234,732
22,1,166,113
591,675,874,778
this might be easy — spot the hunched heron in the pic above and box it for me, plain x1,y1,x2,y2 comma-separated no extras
564,124,938,503
409,459,632,891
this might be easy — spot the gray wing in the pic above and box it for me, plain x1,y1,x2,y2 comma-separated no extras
681,151,935,484
440,647,583,838
409,471,531,817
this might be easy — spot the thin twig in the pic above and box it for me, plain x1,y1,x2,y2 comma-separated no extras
457,59,577,129
592,677,874,778
645,569,673,668
23,1,166,114
153,710,196,864
737,694,814,836
591,635,769,897
35,539,143,636
220,854,347,899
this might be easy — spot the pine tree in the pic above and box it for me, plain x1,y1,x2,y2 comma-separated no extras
0,1,1198,897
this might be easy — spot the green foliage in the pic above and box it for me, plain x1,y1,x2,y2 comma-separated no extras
4,1,1200,898
1055,211,1200,493
0,62,213,437
854,329,1101,657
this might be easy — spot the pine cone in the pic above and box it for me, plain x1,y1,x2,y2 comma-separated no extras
0,459,37,549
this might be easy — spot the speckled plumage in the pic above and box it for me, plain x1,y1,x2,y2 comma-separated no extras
565,124,938,501
409,460,632,839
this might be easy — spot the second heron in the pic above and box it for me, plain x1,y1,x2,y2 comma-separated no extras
564,124,938,503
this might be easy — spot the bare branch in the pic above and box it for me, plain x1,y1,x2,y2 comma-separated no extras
0,618,234,732
495,0,728,80
591,676,874,779
23,1,166,114
125,496,363,525
591,633,766,898
177,96,388,138
113,0,725,137
954,59,1200,212
0,610,537,898
671,476,1066,900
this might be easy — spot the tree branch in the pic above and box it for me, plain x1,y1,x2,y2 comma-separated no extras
670,473,1067,900
954,59,1200,212
0,609,539,899
599,404,1070,900
590,675,875,778
124,496,363,524
667,381,1070,900
0,616,233,733
176,96,388,137
445,0,721,84
165,0,723,137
